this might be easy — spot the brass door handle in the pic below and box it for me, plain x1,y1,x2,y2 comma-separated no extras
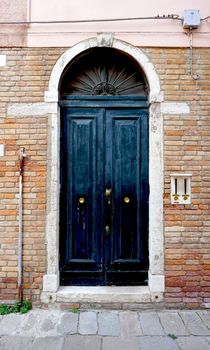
104,188,112,236
78,197,85,204
105,225,110,235
105,188,112,205
105,188,112,196
124,196,130,203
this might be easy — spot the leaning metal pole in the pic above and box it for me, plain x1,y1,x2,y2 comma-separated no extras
18,147,26,302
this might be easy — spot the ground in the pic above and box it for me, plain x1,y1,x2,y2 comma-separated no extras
0,309,210,349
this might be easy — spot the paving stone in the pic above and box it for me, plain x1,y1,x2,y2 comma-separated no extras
139,336,180,350
20,312,38,335
78,311,97,335
41,316,57,332
0,314,24,336
41,311,64,333
56,312,78,335
158,311,188,335
63,335,101,350
198,311,210,329
20,310,62,336
139,312,164,335
102,336,139,350
177,336,210,350
31,336,64,350
98,312,120,336
0,336,34,350
180,311,210,335
119,311,142,336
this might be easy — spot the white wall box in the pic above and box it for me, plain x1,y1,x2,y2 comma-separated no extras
170,174,192,205
183,9,200,29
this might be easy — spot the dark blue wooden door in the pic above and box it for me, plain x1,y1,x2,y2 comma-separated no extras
60,103,148,286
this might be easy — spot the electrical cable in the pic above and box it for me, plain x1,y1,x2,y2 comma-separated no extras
0,14,182,25
0,14,209,25
188,28,200,80
1,31,210,36
201,15,210,21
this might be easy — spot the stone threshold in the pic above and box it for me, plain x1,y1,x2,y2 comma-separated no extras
41,286,163,304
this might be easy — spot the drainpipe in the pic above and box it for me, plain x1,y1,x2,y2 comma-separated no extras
18,147,27,302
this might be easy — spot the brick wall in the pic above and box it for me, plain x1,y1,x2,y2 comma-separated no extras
147,48,210,308
0,47,209,306
0,48,65,302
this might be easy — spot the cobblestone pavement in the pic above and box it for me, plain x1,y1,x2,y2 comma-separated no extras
0,309,210,349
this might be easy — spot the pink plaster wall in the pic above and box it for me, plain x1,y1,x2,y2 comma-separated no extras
0,0,209,47
0,0,28,46
27,0,210,47
29,0,209,21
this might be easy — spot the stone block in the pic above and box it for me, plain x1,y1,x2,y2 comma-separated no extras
119,311,142,336
43,274,59,293
64,335,101,350
139,336,180,350
158,311,189,335
56,312,78,335
78,311,97,335
148,272,165,292
179,311,210,336
0,314,24,336
0,55,6,66
102,336,139,350
0,336,34,350
31,336,63,350
140,311,164,335
177,336,210,350
0,144,4,157
161,102,190,114
98,312,120,336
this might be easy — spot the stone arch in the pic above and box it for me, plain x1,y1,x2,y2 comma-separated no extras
45,36,162,103
42,36,164,301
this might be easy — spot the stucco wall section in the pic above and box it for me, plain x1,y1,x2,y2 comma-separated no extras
27,0,210,47
0,0,28,46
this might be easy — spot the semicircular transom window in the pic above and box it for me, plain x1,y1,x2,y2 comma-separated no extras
59,48,148,97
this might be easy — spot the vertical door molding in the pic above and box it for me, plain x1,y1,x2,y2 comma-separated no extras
148,101,164,292
42,37,165,298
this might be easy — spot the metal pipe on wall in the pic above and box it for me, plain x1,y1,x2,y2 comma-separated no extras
18,147,27,302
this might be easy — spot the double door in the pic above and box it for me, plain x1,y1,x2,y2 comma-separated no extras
60,102,148,285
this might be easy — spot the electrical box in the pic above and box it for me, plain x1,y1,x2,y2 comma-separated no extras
170,174,192,205
183,9,200,29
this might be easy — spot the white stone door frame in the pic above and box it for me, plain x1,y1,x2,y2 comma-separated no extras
42,35,165,297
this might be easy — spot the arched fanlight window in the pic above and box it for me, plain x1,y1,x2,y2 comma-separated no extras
59,47,148,97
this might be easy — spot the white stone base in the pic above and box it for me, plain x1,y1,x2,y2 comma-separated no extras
41,285,164,304
43,274,59,292
148,272,165,292
42,272,165,304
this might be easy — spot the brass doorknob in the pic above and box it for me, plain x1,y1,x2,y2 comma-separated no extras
105,188,112,196
79,197,85,204
105,225,110,235
124,197,130,203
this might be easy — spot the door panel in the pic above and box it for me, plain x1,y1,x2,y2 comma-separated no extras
60,105,148,286
105,109,148,285
60,108,104,285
